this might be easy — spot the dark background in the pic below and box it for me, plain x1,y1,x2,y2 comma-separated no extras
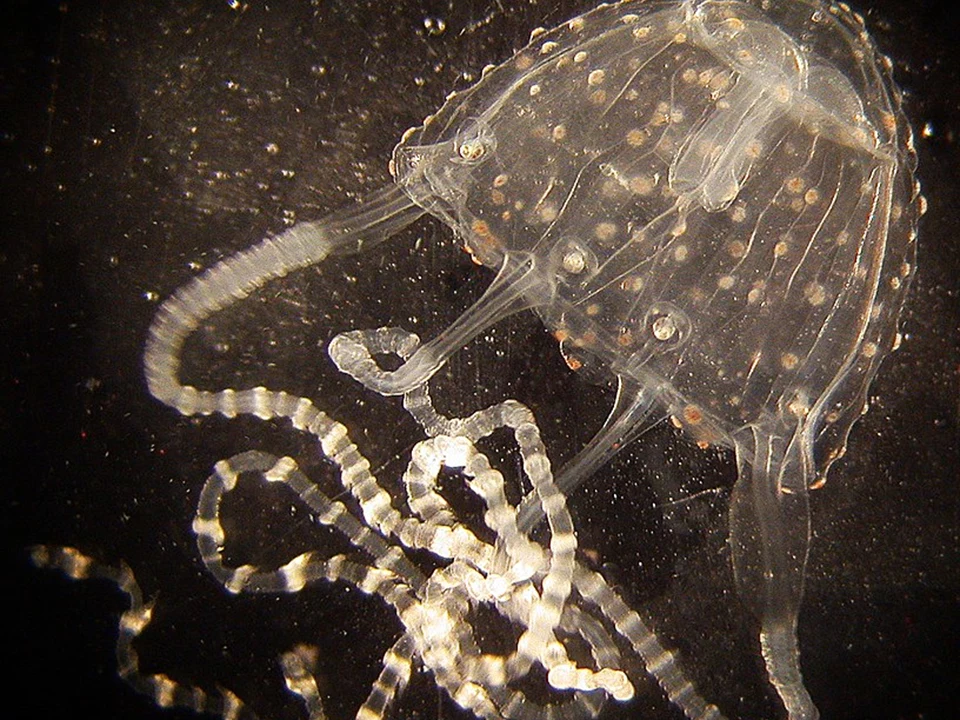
2,1,957,719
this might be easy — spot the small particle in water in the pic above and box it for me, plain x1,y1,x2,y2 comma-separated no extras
423,17,447,35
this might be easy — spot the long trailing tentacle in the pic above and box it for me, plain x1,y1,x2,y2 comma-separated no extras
144,184,422,416
332,326,725,720
33,323,727,720
730,424,817,720
29,545,259,720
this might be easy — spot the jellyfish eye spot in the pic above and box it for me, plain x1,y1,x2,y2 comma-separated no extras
400,151,422,172
562,250,587,275
643,302,691,351
453,119,497,165
652,315,678,341
458,139,487,162
552,239,598,284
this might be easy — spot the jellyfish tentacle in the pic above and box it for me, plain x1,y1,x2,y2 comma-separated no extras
144,184,423,415
29,545,258,720
571,563,724,720
516,373,661,533
730,423,818,720
328,250,556,396
337,326,727,720
279,644,330,720
189,370,640,719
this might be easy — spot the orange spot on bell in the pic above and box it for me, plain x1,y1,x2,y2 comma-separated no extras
682,404,703,425
468,218,504,266
575,330,598,348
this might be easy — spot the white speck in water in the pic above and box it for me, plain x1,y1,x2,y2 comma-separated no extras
424,17,447,36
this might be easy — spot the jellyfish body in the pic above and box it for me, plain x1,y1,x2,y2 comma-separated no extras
386,3,920,717
145,2,920,719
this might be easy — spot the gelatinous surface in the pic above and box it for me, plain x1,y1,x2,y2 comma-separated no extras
394,0,919,482
5,2,957,720
388,5,921,714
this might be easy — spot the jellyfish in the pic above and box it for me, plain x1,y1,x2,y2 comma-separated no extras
144,1,921,719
